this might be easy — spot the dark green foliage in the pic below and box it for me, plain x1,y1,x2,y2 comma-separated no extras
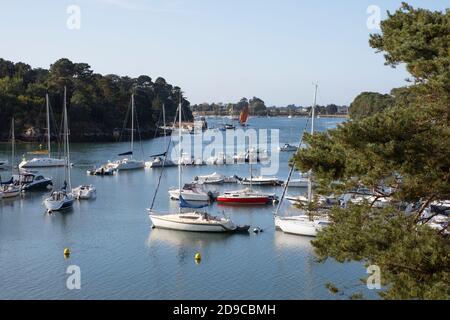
0,58,192,141
349,92,394,120
294,3,450,299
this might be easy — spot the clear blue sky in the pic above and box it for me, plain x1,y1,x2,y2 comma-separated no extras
0,0,447,106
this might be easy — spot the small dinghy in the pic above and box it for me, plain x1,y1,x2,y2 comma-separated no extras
72,184,97,200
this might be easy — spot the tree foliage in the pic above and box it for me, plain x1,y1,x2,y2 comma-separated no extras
348,92,394,120
0,58,192,141
294,3,450,299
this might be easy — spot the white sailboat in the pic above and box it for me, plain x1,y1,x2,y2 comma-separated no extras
109,94,145,171
19,94,65,168
44,87,74,212
1,118,21,198
274,84,330,237
146,104,178,168
148,97,246,233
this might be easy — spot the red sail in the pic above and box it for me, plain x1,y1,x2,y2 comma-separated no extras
239,106,249,125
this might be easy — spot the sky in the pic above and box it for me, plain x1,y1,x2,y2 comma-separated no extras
0,0,447,106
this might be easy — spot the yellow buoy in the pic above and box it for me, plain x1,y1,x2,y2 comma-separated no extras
64,248,71,257
195,252,201,262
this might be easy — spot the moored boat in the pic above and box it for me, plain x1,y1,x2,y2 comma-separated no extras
217,188,277,205
72,184,97,200
19,94,64,168
44,87,74,213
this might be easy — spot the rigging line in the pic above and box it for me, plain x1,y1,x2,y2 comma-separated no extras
149,104,180,210
274,112,312,217
133,98,145,160
118,97,132,144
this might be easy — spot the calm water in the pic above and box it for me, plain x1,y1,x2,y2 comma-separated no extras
0,116,378,299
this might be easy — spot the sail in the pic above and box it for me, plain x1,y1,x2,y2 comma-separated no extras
179,195,208,209
118,151,133,156
239,106,249,125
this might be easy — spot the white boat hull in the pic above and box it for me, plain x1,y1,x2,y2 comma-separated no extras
114,159,145,170
169,189,211,201
1,186,21,198
72,185,97,200
44,193,75,212
149,212,236,232
285,178,309,188
275,216,318,236
19,158,65,168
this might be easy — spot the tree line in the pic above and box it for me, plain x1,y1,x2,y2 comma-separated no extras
192,97,348,116
0,58,193,142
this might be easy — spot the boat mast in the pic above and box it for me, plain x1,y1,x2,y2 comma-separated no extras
64,87,72,190
131,94,134,159
46,93,51,156
307,84,318,203
162,102,166,136
11,117,15,173
178,94,182,214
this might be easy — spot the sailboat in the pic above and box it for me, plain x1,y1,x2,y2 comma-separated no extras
1,118,21,198
148,97,247,233
44,87,74,212
274,84,330,237
146,104,177,168
19,94,65,168
239,105,249,126
109,94,145,171
217,143,278,205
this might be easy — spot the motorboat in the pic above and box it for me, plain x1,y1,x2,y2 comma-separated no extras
193,172,239,185
217,188,277,205
14,172,53,191
19,94,64,168
169,183,218,202
44,87,74,213
194,172,224,184
274,214,330,237
240,176,281,186
278,144,298,152
72,184,97,200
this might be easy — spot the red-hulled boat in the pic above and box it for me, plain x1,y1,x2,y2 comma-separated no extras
216,188,277,205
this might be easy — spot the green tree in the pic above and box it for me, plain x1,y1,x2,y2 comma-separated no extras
348,92,394,120
294,3,450,299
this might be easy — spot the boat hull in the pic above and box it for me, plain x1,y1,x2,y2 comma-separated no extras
115,160,145,170
217,196,270,204
169,189,210,202
149,214,234,233
19,158,65,168
44,196,74,212
275,216,318,237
